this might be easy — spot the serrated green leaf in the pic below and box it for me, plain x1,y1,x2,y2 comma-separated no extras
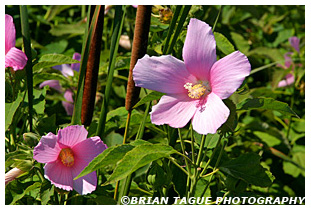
133,91,165,109
33,54,79,71
75,144,135,180
214,32,235,55
104,144,177,185
5,92,24,131
236,97,298,117
219,153,273,187
10,182,41,205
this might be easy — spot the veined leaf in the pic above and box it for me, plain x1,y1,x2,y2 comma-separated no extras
104,144,177,185
236,97,298,117
74,144,135,180
133,91,165,109
219,153,274,187
33,54,79,71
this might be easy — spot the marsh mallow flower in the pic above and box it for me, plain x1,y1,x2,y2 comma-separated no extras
33,125,107,195
5,14,28,71
39,52,81,115
133,18,251,134
277,37,301,88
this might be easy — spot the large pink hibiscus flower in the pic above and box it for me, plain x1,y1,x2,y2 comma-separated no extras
33,125,107,195
133,18,251,134
5,14,28,70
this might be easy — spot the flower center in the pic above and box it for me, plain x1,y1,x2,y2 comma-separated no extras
59,148,74,167
184,82,211,99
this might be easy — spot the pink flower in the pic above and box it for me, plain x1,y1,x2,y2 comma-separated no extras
277,36,301,88
5,14,28,71
39,53,81,115
33,125,107,195
133,18,251,134
289,36,300,53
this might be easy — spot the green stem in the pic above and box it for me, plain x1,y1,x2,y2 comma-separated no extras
162,5,182,54
196,135,207,166
166,5,191,54
212,5,222,32
169,157,189,176
135,100,151,140
178,128,191,175
20,5,33,132
200,134,223,177
200,139,227,197
96,6,125,139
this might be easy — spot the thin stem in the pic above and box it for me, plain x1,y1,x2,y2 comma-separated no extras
20,5,33,131
123,112,131,144
135,101,151,140
200,134,223,177
162,5,182,54
201,168,219,178
178,128,191,175
96,6,125,138
196,135,207,166
212,5,222,32
113,181,120,201
166,5,191,54
200,139,227,197
169,157,189,176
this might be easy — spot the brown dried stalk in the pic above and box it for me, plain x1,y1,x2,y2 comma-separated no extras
125,5,152,112
81,5,105,126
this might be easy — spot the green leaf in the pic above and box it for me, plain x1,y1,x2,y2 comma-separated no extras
219,153,273,187
49,23,86,36
40,40,68,55
5,93,24,130
133,91,165,109
214,32,235,55
230,32,250,53
23,87,47,115
10,182,41,205
33,73,67,86
75,144,135,180
247,47,284,62
273,28,294,47
236,97,298,117
104,144,177,185
33,54,80,71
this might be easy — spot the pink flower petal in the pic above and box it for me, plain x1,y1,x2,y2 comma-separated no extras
62,101,74,116
289,36,300,53
33,132,61,163
5,47,28,71
44,161,73,191
277,73,295,88
39,80,62,92
210,51,251,99
52,64,74,77
71,53,81,72
58,125,88,147
73,169,97,195
72,136,107,163
133,55,197,94
5,14,16,54
150,94,198,128
192,92,230,134
62,90,74,116
182,18,217,81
